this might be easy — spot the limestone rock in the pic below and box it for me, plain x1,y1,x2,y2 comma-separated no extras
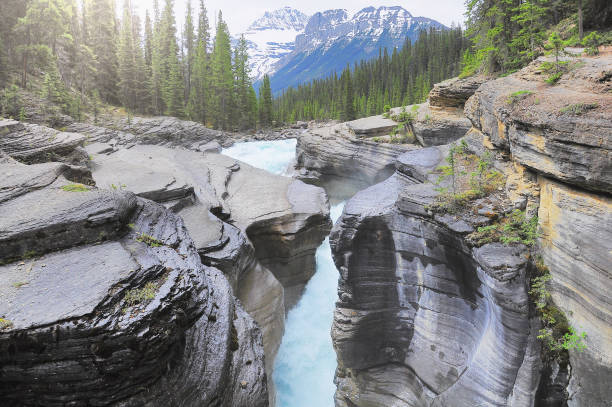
464,56,612,194
428,75,487,108
346,115,397,137
0,119,86,163
330,148,540,407
0,161,269,406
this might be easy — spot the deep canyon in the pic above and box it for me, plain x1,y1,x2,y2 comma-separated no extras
0,52,611,407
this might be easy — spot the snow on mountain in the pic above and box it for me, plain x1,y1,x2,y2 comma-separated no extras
269,6,446,92
237,7,309,81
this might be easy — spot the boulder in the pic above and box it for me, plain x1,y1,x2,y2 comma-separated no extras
0,160,269,406
346,115,397,137
428,75,487,108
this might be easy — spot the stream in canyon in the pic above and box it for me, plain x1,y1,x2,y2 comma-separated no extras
223,138,343,407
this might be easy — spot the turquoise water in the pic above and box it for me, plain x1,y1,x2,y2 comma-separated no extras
222,138,297,176
222,139,343,407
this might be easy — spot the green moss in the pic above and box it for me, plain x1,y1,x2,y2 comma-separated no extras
22,250,37,260
136,233,164,247
122,282,157,313
61,183,89,192
506,90,533,104
559,103,599,115
12,281,28,288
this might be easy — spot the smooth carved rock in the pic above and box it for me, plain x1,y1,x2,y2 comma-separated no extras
296,123,417,199
538,177,612,407
0,162,269,406
0,119,86,163
464,56,612,194
428,76,487,108
330,148,540,407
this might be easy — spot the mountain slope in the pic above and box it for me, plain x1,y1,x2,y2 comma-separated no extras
238,7,309,82
269,6,447,93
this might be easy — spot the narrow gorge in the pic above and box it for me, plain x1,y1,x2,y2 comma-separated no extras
0,41,610,407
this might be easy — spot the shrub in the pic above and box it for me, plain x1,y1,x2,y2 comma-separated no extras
545,72,563,85
583,31,602,56
0,318,13,330
470,209,539,246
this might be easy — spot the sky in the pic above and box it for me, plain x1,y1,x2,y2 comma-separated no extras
129,0,467,35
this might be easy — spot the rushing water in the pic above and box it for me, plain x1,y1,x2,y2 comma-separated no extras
222,138,297,176
222,139,343,407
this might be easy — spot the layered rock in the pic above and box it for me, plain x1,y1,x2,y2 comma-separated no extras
87,143,331,402
464,54,612,406
296,77,481,198
330,146,541,407
0,119,87,164
0,159,268,406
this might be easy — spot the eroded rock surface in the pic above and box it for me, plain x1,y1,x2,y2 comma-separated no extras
0,160,268,406
330,146,540,407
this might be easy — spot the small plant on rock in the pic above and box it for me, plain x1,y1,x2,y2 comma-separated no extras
122,282,157,313
61,183,89,192
470,209,539,246
559,103,599,115
506,90,533,104
0,318,13,330
136,233,164,247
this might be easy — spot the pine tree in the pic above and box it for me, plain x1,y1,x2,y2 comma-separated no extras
259,74,273,127
233,35,256,129
186,0,211,123
118,0,137,112
158,0,184,117
144,10,153,69
86,0,119,103
149,0,163,114
183,0,195,103
210,11,234,129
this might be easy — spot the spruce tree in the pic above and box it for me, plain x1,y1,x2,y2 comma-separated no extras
158,0,184,117
86,0,119,103
118,0,137,112
187,0,211,123
183,0,195,103
210,12,234,129
259,74,273,127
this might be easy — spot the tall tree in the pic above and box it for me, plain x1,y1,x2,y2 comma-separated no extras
156,0,184,117
210,11,233,129
259,74,273,127
183,0,195,103
86,0,119,103
233,35,257,129
117,0,137,112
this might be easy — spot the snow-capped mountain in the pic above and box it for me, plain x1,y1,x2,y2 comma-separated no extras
269,6,446,92
237,7,309,81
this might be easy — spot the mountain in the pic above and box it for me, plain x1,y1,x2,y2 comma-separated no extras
263,6,447,93
238,7,309,82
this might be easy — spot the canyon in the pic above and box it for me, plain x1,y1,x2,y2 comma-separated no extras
0,52,611,407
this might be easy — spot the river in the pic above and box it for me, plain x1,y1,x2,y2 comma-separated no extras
223,138,343,407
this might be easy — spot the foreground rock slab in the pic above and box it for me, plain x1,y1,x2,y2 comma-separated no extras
0,159,269,406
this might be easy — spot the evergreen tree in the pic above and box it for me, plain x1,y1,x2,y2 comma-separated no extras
117,0,138,112
183,0,195,103
158,0,184,117
149,0,164,114
210,11,233,129
233,35,256,129
86,0,119,103
144,10,153,69
259,74,273,127
186,0,211,123
340,66,355,121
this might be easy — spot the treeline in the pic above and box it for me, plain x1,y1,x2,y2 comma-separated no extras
273,27,468,123
463,0,611,75
0,0,274,130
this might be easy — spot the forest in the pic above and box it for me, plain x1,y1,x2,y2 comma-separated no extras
275,0,611,122
0,0,610,128
0,0,273,130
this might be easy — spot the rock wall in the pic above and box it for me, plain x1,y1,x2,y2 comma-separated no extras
329,54,612,406
330,148,540,407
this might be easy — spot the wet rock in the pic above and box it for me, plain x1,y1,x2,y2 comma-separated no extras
0,161,269,406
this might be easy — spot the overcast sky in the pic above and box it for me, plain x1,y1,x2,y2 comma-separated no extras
129,0,466,35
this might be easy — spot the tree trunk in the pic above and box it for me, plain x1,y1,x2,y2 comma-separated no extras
578,0,584,40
